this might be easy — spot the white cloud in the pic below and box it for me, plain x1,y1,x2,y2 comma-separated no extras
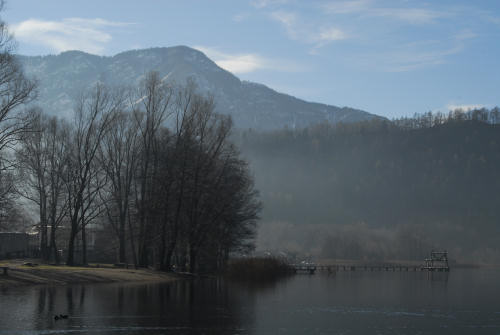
371,8,443,24
322,0,372,14
455,30,477,41
270,11,347,51
270,11,297,35
389,45,462,72
251,0,288,9
447,104,486,111
232,13,248,22
12,18,132,54
323,1,444,24
353,40,464,72
317,27,347,42
194,46,305,74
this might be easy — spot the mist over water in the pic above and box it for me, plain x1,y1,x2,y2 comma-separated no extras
2,269,500,335
236,118,500,264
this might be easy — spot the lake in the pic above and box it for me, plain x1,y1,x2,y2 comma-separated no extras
1,268,500,334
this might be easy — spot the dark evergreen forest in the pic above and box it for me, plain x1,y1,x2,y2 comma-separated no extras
237,108,500,263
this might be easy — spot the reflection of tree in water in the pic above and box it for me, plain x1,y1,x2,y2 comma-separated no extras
25,280,259,334
228,274,294,293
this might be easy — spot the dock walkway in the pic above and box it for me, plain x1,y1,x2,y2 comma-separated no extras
291,263,449,274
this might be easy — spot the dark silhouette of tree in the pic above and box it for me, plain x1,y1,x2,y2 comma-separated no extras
64,84,119,266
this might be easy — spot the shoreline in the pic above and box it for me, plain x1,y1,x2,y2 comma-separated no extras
0,260,178,288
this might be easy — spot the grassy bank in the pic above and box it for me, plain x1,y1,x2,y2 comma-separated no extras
0,260,177,287
225,257,294,281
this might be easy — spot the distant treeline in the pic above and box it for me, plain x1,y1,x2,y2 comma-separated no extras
393,107,500,129
236,108,500,263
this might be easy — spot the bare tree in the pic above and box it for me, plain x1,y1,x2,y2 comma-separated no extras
151,84,199,271
99,109,140,263
16,108,50,259
17,110,70,262
65,84,119,266
45,116,70,264
132,71,173,267
0,1,37,157
0,1,36,233
182,96,233,272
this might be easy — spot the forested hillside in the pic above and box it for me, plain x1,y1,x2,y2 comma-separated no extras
237,109,500,263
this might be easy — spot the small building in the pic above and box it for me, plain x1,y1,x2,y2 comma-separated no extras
422,250,450,271
0,232,30,259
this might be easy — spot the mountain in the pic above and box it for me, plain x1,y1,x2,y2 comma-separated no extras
18,46,378,130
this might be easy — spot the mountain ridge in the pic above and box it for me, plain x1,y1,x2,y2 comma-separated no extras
18,46,380,129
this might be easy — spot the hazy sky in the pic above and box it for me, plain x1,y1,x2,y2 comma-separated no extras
3,0,500,118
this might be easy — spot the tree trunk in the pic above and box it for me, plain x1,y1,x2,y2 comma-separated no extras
164,237,178,272
81,223,87,265
138,212,149,267
128,210,138,267
49,223,59,264
66,230,76,266
119,218,126,263
189,244,197,274
40,199,48,261
40,223,48,261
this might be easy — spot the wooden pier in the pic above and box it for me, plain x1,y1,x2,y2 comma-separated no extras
291,252,450,274
292,263,450,274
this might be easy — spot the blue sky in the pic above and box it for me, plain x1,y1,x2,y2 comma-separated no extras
3,0,500,118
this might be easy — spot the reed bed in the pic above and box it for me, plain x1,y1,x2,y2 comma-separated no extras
225,257,294,281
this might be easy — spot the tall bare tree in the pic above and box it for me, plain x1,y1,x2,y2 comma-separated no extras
151,84,199,271
0,1,37,157
99,109,140,263
45,116,70,264
17,110,70,262
16,108,50,259
132,71,173,267
0,0,37,233
65,84,119,266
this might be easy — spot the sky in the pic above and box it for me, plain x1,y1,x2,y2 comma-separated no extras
3,0,500,119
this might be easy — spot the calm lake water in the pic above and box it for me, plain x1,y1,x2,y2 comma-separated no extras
1,269,500,334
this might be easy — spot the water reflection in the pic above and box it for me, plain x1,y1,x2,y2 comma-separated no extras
426,270,449,282
0,269,499,335
0,279,253,334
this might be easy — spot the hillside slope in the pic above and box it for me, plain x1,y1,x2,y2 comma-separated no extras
19,46,378,129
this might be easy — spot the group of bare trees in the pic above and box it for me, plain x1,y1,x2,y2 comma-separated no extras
0,4,259,272
14,73,260,272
